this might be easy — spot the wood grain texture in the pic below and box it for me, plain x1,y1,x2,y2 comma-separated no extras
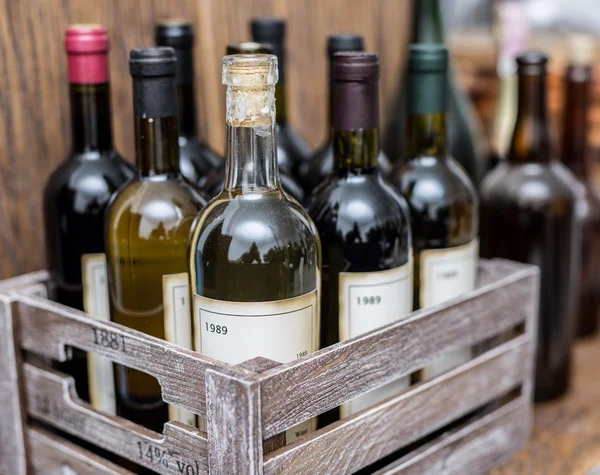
28,427,135,475
15,292,251,416
493,335,600,475
257,261,539,437
0,0,411,281
24,363,209,475
0,295,28,475
263,336,532,475
373,398,531,475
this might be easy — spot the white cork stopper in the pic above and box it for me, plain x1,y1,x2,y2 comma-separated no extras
222,54,278,127
567,33,596,67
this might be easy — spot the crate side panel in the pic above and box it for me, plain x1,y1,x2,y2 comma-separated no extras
24,363,209,475
263,337,531,475
259,267,538,436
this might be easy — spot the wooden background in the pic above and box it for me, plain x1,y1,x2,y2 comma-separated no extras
0,0,413,280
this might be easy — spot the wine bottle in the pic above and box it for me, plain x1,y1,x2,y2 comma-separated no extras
202,41,305,203
383,0,489,185
388,45,479,379
299,34,391,195
188,54,320,443
251,18,311,176
43,25,133,403
307,52,412,424
106,47,207,431
489,0,530,169
155,21,222,186
561,34,600,337
480,52,580,401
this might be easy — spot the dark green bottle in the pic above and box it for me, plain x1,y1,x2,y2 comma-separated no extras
383,0,489,186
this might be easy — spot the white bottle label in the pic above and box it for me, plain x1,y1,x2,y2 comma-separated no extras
338,260,413,417
193,290,318,442
419,240,479,378
162,272,196,427
82,253,116,415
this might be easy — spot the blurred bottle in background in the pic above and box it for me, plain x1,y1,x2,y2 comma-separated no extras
480,52,580,401
251,18,312,178
383,0,490,187
489,0,530,170
561,33,600,337
155,21,222,187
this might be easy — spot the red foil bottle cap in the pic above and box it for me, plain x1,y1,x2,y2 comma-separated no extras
65,24,110,84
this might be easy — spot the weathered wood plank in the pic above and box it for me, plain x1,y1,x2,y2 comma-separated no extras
0,295,28,475
24,363,209,475
16,293,246,416
263,336,532,475
206,368,263,475
28,426,135,475
258,263,539,437
0,270,48,291
373,398,531,475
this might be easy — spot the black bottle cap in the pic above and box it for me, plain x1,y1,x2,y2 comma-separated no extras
250,17,285,43
327,34,364,57
130,47,177,118
407,43,448,73
516,51,548,75
130,47,177,77
155,20,194,48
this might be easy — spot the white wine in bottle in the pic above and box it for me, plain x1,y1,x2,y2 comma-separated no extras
188,54,321,443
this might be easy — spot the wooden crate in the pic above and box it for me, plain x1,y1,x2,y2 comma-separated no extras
0,259,539,475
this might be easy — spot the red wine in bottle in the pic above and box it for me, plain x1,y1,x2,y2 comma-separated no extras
481,52,580,401
155,21,222,186
299,35,391,195
307,53,412,425
561,34,600,337
43,25,133,402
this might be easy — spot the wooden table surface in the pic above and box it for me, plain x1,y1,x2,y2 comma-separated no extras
493,334,600,474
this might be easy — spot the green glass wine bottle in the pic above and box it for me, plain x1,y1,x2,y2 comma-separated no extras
188,54,320,443
388,45,478,380
383,0,489,186
105,47,207,431
307,52,412,425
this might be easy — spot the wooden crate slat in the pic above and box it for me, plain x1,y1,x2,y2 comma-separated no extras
0,270,49,292
28,427,135,475
23,363,209,475
15,293,246,417
263,336,531,475
0,294,28,475
372,398,531,475
258,263,538,437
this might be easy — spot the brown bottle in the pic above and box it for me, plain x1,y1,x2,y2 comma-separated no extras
561,35,600,337
480,52,581,402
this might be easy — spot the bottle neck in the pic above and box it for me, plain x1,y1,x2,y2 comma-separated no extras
327,57,334,138
135,116,180,176
508,72,551,164
333,129,378,171
561,65,591,177
275,82,287,125
224,84,280,193
412,0,445,43
69,83,113,154
173,47,197,138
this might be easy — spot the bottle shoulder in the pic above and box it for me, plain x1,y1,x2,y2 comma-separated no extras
308,174,411,233
481,161,579,209
191,192,319,255
44,151,133,200
107,176,206,225
179,136,223,182
388,156,478,208
277,123,311,162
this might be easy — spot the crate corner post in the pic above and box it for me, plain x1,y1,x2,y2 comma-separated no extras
206,366,264,475
0,293,29,475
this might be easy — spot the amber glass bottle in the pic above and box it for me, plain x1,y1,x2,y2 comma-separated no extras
481,52,580,401
561,35,600,337
105,48,206,430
